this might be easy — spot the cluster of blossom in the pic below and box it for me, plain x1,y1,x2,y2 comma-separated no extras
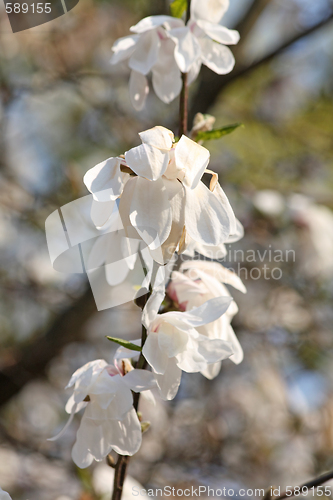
47,0,245,474
110,0,239,109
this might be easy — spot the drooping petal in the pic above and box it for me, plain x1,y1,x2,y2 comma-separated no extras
181,260,247,293
125,143,169,181
71,416,96,468
90,198,117,228
110,34,139,65
129,177,172,249
129,30,160,75
152,38,182,104
196,334,233,363
175,135,210,189
185,181,231,246
142,331,169,375
200,37,235,75
168,27,201,73
139,125,174,151
129,70,149,111
212,182,236,234
106,408,142,456
142,288,165,328
154,357,182,400
197,20,240,45
130,15,184,34
191,0,229,23
122,369,156,392
226,218,244,243
227,324,244,364
83,158,124,202
200,361,222,380
175,334,208,372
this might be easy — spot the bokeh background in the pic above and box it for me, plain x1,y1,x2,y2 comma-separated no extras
0,0,333,498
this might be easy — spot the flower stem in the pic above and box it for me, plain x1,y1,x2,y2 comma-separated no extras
179,0,191,137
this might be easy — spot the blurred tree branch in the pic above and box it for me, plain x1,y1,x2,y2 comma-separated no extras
0,287,95,407
189,9,333,123
271,470,333,499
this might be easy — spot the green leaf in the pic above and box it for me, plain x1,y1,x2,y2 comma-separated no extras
106,336,142,351
196,123,243,142
170,0,187,18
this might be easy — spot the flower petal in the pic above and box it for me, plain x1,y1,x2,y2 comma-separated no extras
125,143,169,181
110,34,139,65
191,0,229,23
129,70,149,111
226,218,244,243
123,369,156,392
130,15,183,34
129,177,172,249
142,288,165,328
212,181,237,235
129,30,160,75
200,361,222,380
152,38,182,104
139,125,174,151
200,37,235,75
154,357,182,400
196,334,233,363
175,135,210,189
142,331,169,375
158,321,189,358
185,181,231,246
107,408,142,456
187,58,202,85
197,20,240,45
227,324,244,364
168,27,201,73
83,158,124,202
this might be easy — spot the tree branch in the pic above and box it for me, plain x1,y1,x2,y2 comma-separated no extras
274,470,333,500
189,13,333,123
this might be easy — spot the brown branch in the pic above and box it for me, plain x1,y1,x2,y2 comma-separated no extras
189,12,333,122
274,470,333,500
178,0,191,137
0,286,96,407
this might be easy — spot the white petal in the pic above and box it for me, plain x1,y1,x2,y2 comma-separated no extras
129,30,160,75
83,158,124,202
129,70,149,111
196,334,233,363
71,417,96,468
123,369,156,392
200,361,222,380
187,58,202,85
0,489,12,500
152,38,182,103
191,0,229,23
142,288,165,328
139,125,174,151
200,37,235,75
118,177,142,239
130,15,183,34
107,408,142,456
168,27,201,73
185,182,230,246
175,335,207,372
48,409,76,442
164,296,232,328
154,357,182,400
66,359,108,390
90,199,117,228
212,182,237,235
125,143,169,181
175,135,210,189
181,260,247,293
142,331,169,374
197,20,240,45
110,34,139,65
158,321,189,357
226,218,244,243
129,177,172,250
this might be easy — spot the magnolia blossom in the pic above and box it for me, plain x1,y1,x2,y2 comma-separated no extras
140,290,234,400
110,0,239,109
168,260,246,379
84,126,237,265
0,489,12,500
50,359,156,468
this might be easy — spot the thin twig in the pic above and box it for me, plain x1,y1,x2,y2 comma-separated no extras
179,0,191,137
274,470,333,500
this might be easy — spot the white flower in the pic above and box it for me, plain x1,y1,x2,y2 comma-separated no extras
84,126,237,265
168,260,246,379
49,359,156,468
110,0,239,109
141,290,234,400
0,488,12,500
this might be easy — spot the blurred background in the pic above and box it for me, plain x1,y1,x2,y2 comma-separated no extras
0,0,333,498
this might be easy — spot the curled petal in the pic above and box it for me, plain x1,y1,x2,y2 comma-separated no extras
154,357,182,401
125,143,169,181
110,34,139,65
139,125,174,151
129,70,149,111
130,15,183,34
83,158,124,202
197,20,240,45
176,135,210,189
168,27,201,73
200,37,235,75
